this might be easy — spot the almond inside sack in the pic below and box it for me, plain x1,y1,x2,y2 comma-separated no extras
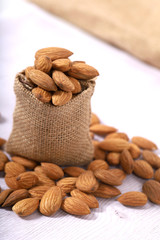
6,72,95,166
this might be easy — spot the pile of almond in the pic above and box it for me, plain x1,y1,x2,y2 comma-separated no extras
0,113,160,217
22,47,99,106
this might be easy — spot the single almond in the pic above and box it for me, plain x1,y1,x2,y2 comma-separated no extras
40,186,62,216
16,172,39,189
99,139,130,152
0,151,8,163
92,140,106,160
5,175,20,190
105,132,129,141
129,143,141,159
61,197,91,215
120,149,134,174
108,169,126,182
52,91,72,106
76,170,99,193
12,156,37,170
28,69,57,91
90,113,100,126
106,152,120,165
142,150,160,168
70,189,99,208
12,198,39,217
29,185,51,199
56,177,77,193
133,160,154,179
34,55,52,73
142,180,160,204
63,167,85,177
67,62,99,80
93,183,121,198
94,169,122,186
154,168,160,182
90,124,117,136
0,138,6,147
52,58,71,72
2,189,29,207
132,136,157,150
117,191,148,207
68,76,82,94
0,189,13,205
32,87,52,103
87,159,109,171
41,162,64,180
25,66,35,79
35,47,73,60
5,162,26,177
35,172,55,187
52,70,75,92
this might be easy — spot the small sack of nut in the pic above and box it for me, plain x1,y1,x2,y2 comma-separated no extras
6,47,99,166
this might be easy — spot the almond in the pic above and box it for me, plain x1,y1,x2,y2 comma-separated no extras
34,55,52,73
34,166,46,174
133,160,154,179
35,172,55,187
70,189,99,208
87,159,109,171
32,87,52,103
41,162,64,180
108,169,126,182
117,191,148,207
39,186,62,216
16,172,39,189
0,138,6,147
28,69,57,91
5,162,26,177
52,90,72,106
154,168,160,182
63,166,85,177
142,150,160,168
61,197,91,215
29,185,51,199
5,175,20,190
90,124,117,136
52,58,71,72
12,156,37,170
142,180,160,204
120,149,134,174
0,189,13,205
67,62,99,80
92,140,106,160
0,151,8,163
105,132,129,141
52,70,75,92
2,189,29,207
94,169,122,186
68,76,82,94
99,139,130,152
129,143,141,159
25,66,35,79
132,136,157,150
106,152,120,165
56,177,77,193
76,170,99,193
93,183,121,198
90,113,100,126
12,198,39,216
35,47,73,61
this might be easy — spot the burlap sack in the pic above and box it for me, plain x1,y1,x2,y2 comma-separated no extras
6,72,95,166
29,0,160,68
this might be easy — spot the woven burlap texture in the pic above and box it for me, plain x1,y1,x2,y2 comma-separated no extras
6,73,95,166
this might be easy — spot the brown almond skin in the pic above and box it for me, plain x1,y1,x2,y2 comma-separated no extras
154,168,160,182
0,161,5,171
52,91,72,106
0,138,6,147
5,162,26,177
29,185,51,199
63,167,85,177
133,160,154,179
12,198,39,217
52,58,71,72
76,170,99,193
25,66,35,79
90,124,117,136
52,70,75,92
99,139,130,152
68,77,82,94
94,169,122,186
117,191,148,207
70,189,99,208
2,189,29,207
105,132,129,141
142,150,160,168
40,186,62,216
90,113,100,126
56,177,77,193
108,169,126,182
142,180,160,204
5,176,20,190
61,197,91,215
35,172,55,187
106,152,120,165
34,55,52,73
0,189,13,205
41,162,64,180
16,172,39,189
129,143,141,159
93,140,106,160
87,159,109,171
120,149,134,174
93,183,121,198
32,87,52,103
34,166,46,174
12,156,37,170
132,136,157,150
0,151,8,163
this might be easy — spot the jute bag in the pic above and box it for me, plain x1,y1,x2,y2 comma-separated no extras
6,72,95,166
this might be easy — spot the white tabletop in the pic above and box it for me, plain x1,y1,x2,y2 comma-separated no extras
0,1,160,240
